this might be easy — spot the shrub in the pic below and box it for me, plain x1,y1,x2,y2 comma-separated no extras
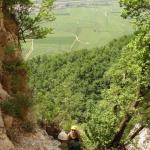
0,98,21,117
4,42,16,54
0,93,34,119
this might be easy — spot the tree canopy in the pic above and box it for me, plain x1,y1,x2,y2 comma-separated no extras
27,36,132,147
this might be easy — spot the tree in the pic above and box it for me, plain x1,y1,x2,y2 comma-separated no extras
0,0,54,41
108,0,150,148
85,0,150,149
0,0,54,121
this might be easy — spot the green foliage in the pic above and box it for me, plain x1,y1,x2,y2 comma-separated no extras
28,35,131,125
120,0,150,22
85,0,150,148
4,0,55,40
85,101,119,149
3,59,28,92
4,42,16,54
0,94,34,118
25,0,149,148
1,98,21,117
85,40,142,148
119,0,150,116
3,59,28,73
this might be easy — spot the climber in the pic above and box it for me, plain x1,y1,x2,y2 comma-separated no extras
67,125,82,150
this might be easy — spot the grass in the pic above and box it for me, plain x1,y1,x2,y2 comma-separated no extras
22,2,133,59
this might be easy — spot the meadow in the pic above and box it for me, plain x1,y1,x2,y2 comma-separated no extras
22,2,133,59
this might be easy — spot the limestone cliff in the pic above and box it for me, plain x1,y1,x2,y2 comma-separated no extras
0,1,61,149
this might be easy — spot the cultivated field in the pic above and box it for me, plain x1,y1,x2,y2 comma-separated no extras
22,2,132,59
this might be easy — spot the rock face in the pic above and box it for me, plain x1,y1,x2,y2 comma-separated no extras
0,134,15,150
127,127,150,150
0,109,15,150
15,129,61,150
0,1,61,149
0,83,9,100
0,76,61,150
0,109,61,150
0,77,15,150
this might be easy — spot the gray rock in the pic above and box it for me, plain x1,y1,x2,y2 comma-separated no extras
127,126,150,150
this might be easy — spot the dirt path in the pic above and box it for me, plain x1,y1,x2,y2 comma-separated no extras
70,34,89,50
24,39,34,61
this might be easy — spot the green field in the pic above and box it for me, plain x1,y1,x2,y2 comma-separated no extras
22,2,133,59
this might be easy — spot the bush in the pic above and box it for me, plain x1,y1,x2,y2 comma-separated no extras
0,93,34,119
4,42,16,54
1,98,21,117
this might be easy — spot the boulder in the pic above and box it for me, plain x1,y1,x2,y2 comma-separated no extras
127,127,150,150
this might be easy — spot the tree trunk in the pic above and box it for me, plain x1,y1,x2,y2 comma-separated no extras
108,100,140,148
109,114,132,148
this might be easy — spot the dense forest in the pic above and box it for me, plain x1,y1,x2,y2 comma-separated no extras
28,36,134,149
28,36,131,124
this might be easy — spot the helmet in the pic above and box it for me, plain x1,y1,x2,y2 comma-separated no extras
71,125,78,130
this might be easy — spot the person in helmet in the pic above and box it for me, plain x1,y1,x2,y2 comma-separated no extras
67,125,82,150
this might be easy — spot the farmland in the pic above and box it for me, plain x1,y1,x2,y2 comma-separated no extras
22,1,132,59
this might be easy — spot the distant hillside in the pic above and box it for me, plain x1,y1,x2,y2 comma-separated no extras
22,1,132,59
53,0,117,9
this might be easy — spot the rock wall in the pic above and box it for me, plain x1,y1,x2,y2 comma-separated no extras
0,108,15,150
0,109,61,150
0,1,61,149
15,129,61,150
127,126,150,150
